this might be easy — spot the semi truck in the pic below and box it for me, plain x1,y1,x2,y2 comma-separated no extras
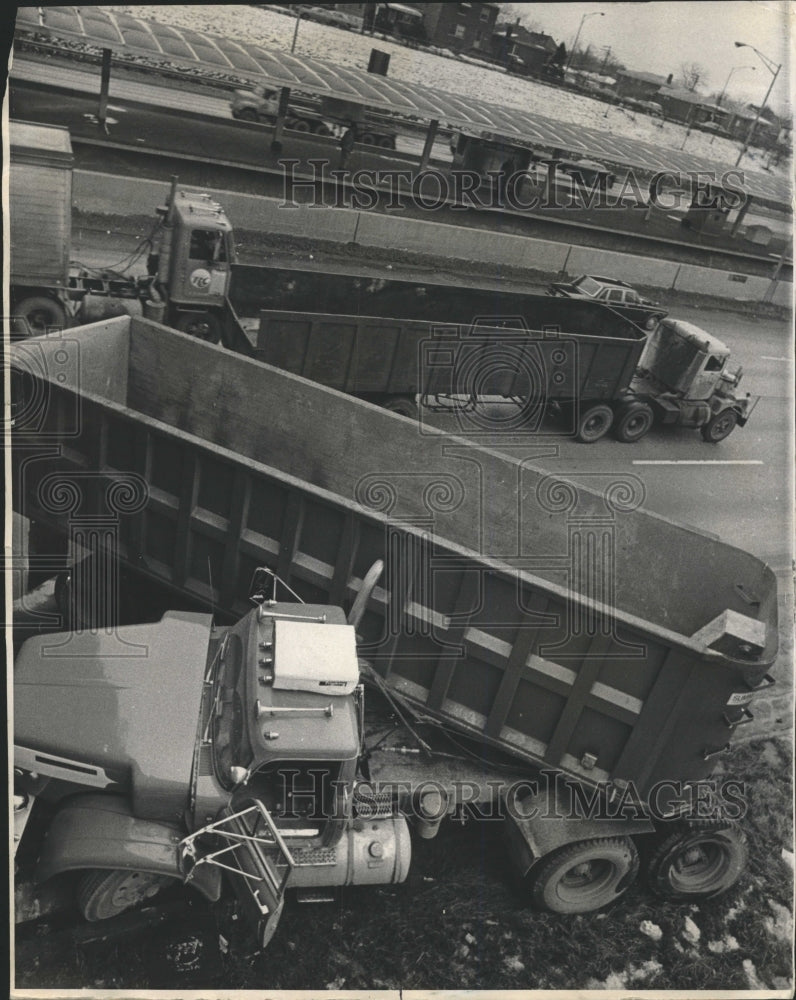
9,121,251,350
238,268,754,442
11,316,779,944
229,84,398,149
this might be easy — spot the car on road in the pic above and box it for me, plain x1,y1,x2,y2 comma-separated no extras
547,274,668,330
299,6,363,29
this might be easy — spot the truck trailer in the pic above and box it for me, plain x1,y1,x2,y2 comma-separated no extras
11,317,779,944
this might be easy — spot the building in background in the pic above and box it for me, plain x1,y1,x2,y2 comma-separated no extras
613,69,670,101
421,2,499,52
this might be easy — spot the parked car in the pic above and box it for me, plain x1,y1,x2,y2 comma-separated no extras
547,275,668,330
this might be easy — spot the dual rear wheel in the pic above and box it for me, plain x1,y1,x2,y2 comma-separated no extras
574,401,654,443
526,821,748,914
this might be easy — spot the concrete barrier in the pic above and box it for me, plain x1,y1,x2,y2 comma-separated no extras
354,210,570,271
672,263,772,301
562,245,681,290
72,171,791,307
73,172,360,244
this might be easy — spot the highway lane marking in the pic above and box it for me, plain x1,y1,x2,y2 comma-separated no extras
632,460,764,465
761,356,791,362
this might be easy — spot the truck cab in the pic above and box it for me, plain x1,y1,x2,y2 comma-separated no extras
631,318,752,441
14,567,410,947
149,188,236,328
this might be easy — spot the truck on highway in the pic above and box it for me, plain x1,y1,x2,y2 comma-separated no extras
238,266,755,443
12,316,779,944
9,121,251,350
229,84,398,148
10,121,756,444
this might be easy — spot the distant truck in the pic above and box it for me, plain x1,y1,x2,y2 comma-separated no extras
229,85,397,148
9,121,250,349
236,266,755,443
12,316,778,943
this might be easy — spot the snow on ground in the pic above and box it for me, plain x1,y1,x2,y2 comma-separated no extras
109,5,786,176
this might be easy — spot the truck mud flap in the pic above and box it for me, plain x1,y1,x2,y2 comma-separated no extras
179,800,294,948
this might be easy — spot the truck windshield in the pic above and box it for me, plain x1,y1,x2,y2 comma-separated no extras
574,276,602,296
189,229,227,263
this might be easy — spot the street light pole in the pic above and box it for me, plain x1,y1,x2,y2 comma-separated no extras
717,65,755,106
565,11,604,72
733,41,781,167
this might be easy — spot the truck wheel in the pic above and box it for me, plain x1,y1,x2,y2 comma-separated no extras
377,135,395,149
237,108,258,122
700,409,738,443
289,118,310,133
77,869,174,922
175,312,221,344
575,403,613,443
382,396,419,420
647,821,748,900
311,121,332,136
528,837,639,914
14,296,68,337
613,402,654,443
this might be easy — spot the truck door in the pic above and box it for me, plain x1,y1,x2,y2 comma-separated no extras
175,228,232,307
179,799,294,948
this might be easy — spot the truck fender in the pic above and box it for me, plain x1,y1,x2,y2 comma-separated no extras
36,794,222,902
503,783,655,876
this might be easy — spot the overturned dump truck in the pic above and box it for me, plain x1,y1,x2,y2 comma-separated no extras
12,318,778,944
231,266,755,443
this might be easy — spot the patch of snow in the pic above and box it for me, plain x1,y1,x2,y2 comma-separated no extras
763,899,794,943
504,955,525,973
639,919,663,941
682,915,701,945
630,959,663,981
707,935,740,953
742,959,768,990
781,848,795,871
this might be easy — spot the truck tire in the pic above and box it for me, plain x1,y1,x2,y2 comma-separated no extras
237,108,259,122
311,121,332,136
381,396,419,420
647,821,748,900
377,135,395,149
14,296,68,337
527,837,639,914
288,118,310,133
175,312,221,344
613,402,654,443
575,403,613,443
77,869,174,922
700,408,738,443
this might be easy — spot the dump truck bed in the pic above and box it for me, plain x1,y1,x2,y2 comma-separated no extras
11,318,778,800
254,303,644,402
